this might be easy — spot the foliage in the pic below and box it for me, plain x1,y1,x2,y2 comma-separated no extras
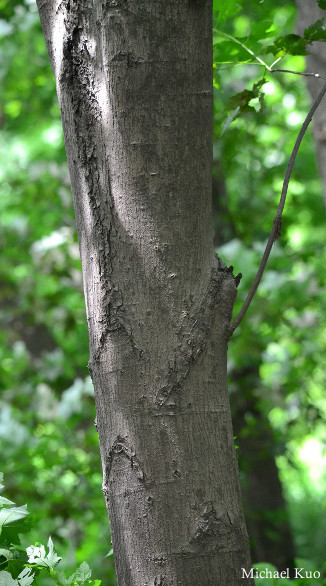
0,474,101,585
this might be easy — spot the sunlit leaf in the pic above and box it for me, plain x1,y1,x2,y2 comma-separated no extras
26,536,61,569
75,561,92,582
17,567,34,586
0,506,29,528
0,496,15,507
0,571,18,586
57,571,76,585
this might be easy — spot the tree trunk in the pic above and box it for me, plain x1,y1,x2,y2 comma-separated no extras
296,0,326,208
230,365,296,576
36,1,253,583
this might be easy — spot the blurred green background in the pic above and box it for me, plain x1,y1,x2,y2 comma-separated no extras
0,0,325,584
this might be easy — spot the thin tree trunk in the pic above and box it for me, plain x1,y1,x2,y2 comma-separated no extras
230,366,296,576
36,1,253,583
296,0,326,208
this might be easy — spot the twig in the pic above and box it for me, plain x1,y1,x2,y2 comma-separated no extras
214,30,326,81
229,79,326,337
271,68,326,80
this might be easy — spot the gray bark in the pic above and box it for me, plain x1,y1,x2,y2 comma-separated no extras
36,1,253,584
296,0,326,207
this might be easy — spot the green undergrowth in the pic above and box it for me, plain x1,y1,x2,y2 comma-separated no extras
0,473,103,585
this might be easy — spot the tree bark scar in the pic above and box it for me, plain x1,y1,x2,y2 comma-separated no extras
102,0,127,13
191,501,244,554
154,576,167,586
155,261,236,413
105,435,146,482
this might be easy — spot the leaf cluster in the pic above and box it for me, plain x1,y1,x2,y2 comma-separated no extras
273,19,326,57
0,475,102,585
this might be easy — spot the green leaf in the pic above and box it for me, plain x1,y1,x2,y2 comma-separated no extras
272,19,326,58
75,562,91,583
0,497,15,507
57,571,76,585
213,39,255,66
0,568,34,586
304,18,326,43
220,77,266,133
225,79,265,116
0,547,12,560
17,567,34,586
227,89,256,112
0,506,29,529
1,513,37,548
0,570,18,586
249,20,276,42
272,34,309,57
213,0,243,22
318,0,326,8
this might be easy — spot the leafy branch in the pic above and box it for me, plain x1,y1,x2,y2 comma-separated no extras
230,79,326,336
215,13,326,334
214,28,326,79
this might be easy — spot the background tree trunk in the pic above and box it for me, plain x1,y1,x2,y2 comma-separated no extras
296,0,326,208
212,165,296,575
36,1,253,583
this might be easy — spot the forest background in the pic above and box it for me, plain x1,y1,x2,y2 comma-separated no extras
0,0,326,584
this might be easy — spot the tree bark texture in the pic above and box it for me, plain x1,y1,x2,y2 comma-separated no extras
36,1,253,584
296,0,326,208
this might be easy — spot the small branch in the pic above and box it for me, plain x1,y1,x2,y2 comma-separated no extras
271,68,326,80
214,30,326,80
270,57,283,69
229,79,326,337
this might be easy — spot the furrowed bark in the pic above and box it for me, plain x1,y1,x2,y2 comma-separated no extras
36,1,253,583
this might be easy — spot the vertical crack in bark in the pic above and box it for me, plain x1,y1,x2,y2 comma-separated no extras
155,258,236,414
60,2,136,361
